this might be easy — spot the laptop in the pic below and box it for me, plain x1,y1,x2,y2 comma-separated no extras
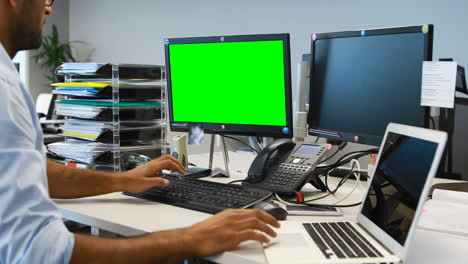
265,123,447,264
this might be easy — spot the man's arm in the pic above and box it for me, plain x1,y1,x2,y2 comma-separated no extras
47,155,185,199
70,209,280,264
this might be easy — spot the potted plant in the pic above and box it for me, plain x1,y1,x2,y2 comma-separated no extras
34,24,77,82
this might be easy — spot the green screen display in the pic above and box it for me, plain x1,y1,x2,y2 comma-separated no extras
168,40,287,126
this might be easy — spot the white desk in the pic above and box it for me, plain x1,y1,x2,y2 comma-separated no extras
55,151,468,264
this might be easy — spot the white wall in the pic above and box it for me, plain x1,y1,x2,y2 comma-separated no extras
28,0,70,103
69,0,468,177
70,0,468,66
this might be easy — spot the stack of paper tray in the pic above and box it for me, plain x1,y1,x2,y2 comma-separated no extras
49,63,167,171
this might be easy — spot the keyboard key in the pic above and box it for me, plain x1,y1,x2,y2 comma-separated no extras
311,223,347,259
329,223,366,258
320,223,357,258
344,222,384,257
304,222,384,260
303,223,333,259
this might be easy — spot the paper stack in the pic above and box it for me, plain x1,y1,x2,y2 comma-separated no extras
51,82,163,99
48,139,164,164
58,119,163,144
56,63,105,75
55,99,163,120
418,189,468,237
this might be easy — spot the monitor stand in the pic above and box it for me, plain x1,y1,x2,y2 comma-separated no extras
208,134,230,177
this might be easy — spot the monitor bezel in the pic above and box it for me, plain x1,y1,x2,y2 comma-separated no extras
308,25,433,146
164,33,293,138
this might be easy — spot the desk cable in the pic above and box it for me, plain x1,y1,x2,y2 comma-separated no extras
274,193,362,208
222,135,260,153
331,159,362,205
318,149,376,193
227,179,245,185
274,159,364,208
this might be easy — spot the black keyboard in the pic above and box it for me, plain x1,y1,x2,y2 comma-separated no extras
303,222,385,259
124,174,272,214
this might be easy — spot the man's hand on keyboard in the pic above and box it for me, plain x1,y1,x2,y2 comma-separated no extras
183,209,280,257
119,155,186,193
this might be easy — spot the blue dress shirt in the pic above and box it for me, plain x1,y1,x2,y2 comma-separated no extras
0,44,74,263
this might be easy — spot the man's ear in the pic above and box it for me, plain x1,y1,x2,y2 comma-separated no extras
8,0,24,8
9,0,19,8
8,0,24,14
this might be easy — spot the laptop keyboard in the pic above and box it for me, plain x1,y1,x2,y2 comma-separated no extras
303,222,385,259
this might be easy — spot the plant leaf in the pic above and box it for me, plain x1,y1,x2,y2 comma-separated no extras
35,24,85,81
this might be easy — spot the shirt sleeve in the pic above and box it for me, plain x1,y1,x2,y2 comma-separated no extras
0,79,75,264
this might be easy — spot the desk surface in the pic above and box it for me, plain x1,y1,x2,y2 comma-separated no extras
55,151,468,264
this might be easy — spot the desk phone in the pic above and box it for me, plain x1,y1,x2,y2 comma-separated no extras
243,139,331,193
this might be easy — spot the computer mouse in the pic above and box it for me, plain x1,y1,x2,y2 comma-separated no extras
253,201,288,221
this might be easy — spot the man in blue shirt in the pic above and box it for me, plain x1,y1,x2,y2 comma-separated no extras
0,1,279,263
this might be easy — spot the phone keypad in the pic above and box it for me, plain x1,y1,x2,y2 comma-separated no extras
261,163,311,189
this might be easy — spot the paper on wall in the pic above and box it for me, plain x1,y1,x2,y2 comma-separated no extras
421,61,457,108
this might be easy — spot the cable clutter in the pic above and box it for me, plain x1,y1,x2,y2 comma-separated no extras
225,141,379,210
272,147,378,209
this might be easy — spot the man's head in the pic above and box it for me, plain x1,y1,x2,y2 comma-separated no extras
0,0,53,57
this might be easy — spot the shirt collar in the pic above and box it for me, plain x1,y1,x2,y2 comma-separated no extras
0,42,21,74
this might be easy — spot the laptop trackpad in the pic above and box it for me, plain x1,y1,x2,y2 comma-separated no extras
265,232,324,264
268,233,309,248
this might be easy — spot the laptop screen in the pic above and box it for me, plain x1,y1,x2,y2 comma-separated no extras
362,132,438,245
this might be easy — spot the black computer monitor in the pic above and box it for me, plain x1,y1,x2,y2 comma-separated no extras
164,33,293,138
308,25,433,146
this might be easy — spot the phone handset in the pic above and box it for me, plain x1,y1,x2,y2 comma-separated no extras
246,139,296,183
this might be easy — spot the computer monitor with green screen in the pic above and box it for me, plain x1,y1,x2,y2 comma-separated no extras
164,33,293,138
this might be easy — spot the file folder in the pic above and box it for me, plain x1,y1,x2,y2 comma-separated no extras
56,63,163,80
48,139,167,164
52,82,163,99
58,120,164,145
55,100,163,121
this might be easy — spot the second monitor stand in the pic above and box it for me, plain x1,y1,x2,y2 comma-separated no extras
208,134,231,177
